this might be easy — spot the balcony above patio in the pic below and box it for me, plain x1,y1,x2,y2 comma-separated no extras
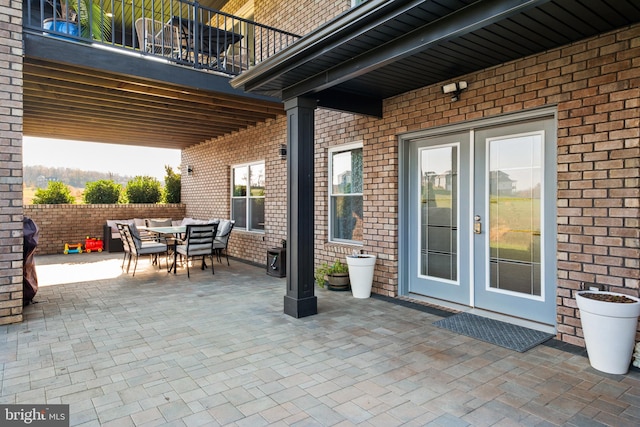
22,0,300,149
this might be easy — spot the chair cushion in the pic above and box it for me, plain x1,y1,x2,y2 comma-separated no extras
133,218,147,227
148,218,172,227
181,217,196,225
106,220,121,239
181,217,215,225
114,220,135,234
138,241,167,255
217,220,231,237
176,243,212,256
128,222,142,240
106,220,119,233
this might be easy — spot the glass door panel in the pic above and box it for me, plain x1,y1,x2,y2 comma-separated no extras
420,146,458,281
474,118,557,325
488,134,542,296
408,133,470,304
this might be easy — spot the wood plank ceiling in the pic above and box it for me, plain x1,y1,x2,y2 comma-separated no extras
23,47,285,150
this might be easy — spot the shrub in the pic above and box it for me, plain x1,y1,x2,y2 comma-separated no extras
83,179,122,204
32,181,75,204
125,176,162,203
163,165,181,203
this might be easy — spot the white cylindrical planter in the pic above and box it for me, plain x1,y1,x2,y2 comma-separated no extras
576,291,640,375
346,254,376,299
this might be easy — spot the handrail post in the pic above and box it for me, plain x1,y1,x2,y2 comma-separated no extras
28,0,300,73
192,2,200,68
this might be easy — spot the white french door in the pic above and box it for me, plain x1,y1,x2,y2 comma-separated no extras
403,115,557,325
407,132,471,304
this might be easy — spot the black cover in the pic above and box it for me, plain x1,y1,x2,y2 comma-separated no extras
23,216,39,305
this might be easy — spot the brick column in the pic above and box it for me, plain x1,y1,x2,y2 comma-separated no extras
0,0,24,324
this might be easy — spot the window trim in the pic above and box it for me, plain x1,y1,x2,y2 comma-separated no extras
231,160,265,233
328,141,364,245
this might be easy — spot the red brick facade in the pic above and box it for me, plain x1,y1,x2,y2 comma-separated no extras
181,7,639,346
2,0,638,346
0,0,24,325
181,116,288,265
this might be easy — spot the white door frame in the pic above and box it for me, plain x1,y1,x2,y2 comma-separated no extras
398,107,558,326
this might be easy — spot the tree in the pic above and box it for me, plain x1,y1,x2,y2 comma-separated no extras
163,165,181,203
125,175,162,203
32,181,75,204
83,179,122,204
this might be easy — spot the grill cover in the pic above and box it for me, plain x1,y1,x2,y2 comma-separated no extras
23,216,39,305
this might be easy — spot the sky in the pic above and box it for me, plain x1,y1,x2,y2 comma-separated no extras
23,137,182,181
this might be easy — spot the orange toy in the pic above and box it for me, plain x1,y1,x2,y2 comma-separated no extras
64,243,83,254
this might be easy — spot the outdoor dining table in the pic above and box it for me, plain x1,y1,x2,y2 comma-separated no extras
169,16,243,65
139,225,186,273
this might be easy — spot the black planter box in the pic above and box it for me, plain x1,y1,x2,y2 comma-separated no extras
267,247,286,277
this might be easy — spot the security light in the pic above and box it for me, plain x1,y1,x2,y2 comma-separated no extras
442,81,468,101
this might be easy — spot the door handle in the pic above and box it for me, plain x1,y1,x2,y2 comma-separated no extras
474,215,482,234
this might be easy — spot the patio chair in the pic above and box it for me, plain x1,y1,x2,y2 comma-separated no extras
116,222,133,270
213,220,235,265
135,17,182,58
175,223,219,278
222,44,251,73
117,222,168,276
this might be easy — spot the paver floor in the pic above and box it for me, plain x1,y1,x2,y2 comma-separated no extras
1,253,639,426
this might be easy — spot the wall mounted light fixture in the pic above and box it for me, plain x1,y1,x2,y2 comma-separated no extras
442,81,468,102
279,144,287,160
187,166,194,176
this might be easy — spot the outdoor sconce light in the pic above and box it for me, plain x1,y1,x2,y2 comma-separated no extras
442,81,468,102
187,166,194,176
279,144,287,160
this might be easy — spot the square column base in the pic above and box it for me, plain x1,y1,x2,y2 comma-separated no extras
284,295,317,318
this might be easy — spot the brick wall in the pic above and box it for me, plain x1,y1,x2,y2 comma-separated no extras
183,23,638,347
24,204,186,255
554,27,640,345
185,0,352,268
344,24,638,345
0,0,24,325
255,0,349,35
312,110,391,290
182,117,287,265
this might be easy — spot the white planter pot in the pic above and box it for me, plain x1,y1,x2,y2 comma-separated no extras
346,254,376,299
576,291,640,374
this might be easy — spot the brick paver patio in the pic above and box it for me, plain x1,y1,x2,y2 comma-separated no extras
1,253,639,426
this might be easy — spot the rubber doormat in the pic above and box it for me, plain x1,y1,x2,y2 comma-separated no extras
433,312,554,352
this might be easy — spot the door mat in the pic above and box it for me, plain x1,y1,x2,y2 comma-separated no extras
433,312,554,352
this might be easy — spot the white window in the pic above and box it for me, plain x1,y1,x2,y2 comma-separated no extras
231,162,265,232
329,143,363,244
351,0,367,6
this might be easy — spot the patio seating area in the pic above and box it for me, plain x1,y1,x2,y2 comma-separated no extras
1,253,640,426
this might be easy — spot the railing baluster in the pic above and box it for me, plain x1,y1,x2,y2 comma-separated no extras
27,0,300,75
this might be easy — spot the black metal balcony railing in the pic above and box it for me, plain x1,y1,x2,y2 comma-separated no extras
24,0,300,75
